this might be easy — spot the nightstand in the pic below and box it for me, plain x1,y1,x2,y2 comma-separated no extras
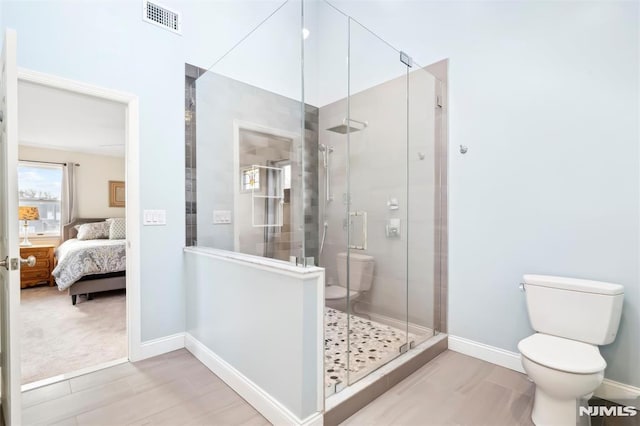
20,245,55,288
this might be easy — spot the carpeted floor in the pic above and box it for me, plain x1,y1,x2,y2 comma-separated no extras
20,285,127,385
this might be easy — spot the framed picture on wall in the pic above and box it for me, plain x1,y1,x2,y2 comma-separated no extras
109,180,125,207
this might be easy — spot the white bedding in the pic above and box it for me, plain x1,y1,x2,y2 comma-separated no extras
52,238,126,290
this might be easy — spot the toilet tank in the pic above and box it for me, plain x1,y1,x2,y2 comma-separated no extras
523,275,624,345
336,252,375,292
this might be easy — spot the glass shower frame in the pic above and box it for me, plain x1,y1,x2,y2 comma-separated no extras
188,0,446,398
343,17,411,388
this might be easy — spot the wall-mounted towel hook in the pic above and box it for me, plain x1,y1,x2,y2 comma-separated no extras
459,145,468,154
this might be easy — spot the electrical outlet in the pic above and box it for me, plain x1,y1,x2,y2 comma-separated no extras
143,209,166,225
213,210,232,224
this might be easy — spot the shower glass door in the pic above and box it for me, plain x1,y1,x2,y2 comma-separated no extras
344,19,410,386
408,66,441,345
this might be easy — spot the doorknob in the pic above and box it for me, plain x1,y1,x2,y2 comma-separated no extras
20,255,36,268
0,255,35,270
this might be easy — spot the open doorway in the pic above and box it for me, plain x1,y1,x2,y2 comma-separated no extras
17,77,128,387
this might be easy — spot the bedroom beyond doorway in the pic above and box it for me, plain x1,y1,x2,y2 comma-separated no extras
20,286,126,384
17,75,129,387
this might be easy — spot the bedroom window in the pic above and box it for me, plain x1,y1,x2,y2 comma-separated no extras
18,162,63,237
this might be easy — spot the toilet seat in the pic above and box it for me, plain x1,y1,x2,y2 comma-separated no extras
518,333,606,374
325,285,359,300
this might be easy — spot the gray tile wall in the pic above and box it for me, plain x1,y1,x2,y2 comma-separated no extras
304,105,320,263
185,64,206,247
187,69,319,259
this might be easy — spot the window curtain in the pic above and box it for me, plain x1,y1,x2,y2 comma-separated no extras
61,163,78,225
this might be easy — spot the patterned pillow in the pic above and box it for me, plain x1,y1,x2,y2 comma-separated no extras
108,218,126,240
75,221,110,240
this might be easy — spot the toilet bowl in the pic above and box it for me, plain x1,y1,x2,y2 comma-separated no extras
325,252,374,312
519,333,605,425
519,275,624,426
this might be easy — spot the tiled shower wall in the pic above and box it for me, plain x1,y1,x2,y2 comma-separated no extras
304,105,320,263
185,64,206,246
185,64,319,259
317,67,440,335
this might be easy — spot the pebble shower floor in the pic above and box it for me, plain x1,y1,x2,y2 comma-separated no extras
325,308,415,396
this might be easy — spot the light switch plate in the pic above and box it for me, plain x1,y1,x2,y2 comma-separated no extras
143,209,166,226
213,210,232,224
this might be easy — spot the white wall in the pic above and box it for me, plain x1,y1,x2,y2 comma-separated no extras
0,2,3,46
2,0,293,342
184,0,302,102
19,146,125,220
326,0,640,387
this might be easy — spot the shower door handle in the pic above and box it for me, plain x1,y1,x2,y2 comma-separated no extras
326,146,334,202
348,211,367,250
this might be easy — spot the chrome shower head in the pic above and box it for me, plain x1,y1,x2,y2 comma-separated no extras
326,118,368,134
326,124,360,134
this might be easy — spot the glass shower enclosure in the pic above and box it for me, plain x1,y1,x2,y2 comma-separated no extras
188,0,446,398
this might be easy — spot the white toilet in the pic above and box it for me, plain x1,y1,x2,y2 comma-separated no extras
518,274,624,426
325,252,374,312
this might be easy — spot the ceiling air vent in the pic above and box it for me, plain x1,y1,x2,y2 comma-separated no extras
142,0,181,34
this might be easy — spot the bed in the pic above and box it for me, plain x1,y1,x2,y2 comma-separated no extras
53,218,126,305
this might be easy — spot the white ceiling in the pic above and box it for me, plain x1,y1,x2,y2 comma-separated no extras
18,80,126,157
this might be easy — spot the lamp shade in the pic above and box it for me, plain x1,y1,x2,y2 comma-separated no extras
18,206,40,221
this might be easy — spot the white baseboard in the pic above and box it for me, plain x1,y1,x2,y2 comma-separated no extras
184,333,322,426
596,379,640,408
447,335,640,407
132,332,185,361
448,335,525,373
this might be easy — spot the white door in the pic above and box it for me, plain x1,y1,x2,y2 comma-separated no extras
0,29,22,426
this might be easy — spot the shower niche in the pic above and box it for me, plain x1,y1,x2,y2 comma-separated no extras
237,128,296,260
185,0,447,405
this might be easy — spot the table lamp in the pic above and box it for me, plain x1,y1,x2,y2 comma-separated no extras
18,206,39,247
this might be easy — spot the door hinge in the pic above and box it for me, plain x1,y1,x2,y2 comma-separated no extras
436,95,443,108
400,51,413,68
289,256,316,267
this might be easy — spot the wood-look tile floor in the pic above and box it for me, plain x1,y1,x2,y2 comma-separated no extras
341,350,535,426
22,349,269,426
24,347,628,426
24,348,533,426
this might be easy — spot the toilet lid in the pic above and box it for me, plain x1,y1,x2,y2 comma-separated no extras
325,285,359,300
518,334,606,374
